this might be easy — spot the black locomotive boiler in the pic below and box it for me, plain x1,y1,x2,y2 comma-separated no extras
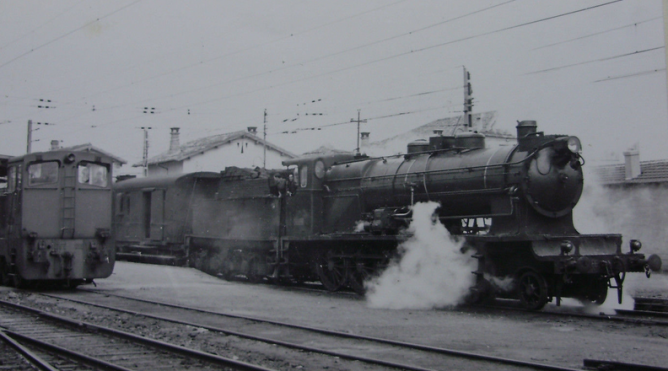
0,149,116,288
116,120,661,310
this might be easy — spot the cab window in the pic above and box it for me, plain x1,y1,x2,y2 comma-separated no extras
7,166,16,192
78,163,109,187
28,162,59,186
299,165,308,188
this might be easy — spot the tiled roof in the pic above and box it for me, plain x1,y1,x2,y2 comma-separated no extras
136,130,297,167
592,160,668,185
59,143,127,165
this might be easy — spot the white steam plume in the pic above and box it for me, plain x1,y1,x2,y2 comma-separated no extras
366,202,476,309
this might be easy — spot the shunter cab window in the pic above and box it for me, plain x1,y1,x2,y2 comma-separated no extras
300,165,308,188
78,163,108,187
7,167,16,193
28,162,59,186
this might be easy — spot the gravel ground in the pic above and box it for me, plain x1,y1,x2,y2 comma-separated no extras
2,261,667,370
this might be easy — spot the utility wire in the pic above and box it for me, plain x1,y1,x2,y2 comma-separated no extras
0,0,142,70
0,0,87,51
593,68,666,83
163,0,625,112
531,16,662,51
526,46,664,74
75,0,408,102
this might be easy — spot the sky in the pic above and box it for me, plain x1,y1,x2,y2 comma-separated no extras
0,0,666,176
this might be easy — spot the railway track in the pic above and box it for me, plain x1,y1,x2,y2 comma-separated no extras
472,296,668,328
4,289,584,371
0,298,276,371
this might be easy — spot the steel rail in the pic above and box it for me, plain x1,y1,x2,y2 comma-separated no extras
2,329,134,371
0,298,277,371
476,300,668,327
583,358,668,371
0,330,60,371
52,289,581,371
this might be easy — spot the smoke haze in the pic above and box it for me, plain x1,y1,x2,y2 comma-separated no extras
366,202,476,310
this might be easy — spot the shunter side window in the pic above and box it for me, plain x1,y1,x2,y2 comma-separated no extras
78,163,109,187
28,162,59,186
7,166,16,193
300,165,308,188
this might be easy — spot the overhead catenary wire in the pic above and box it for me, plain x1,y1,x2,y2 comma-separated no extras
70,0,515,113
526,46,665,75
530,16,662,51
7,0,617,129
72,0,409,103
0,0,651,151
157,0,627,114
593,68,667,83
0,0,143,70
0,0,87,52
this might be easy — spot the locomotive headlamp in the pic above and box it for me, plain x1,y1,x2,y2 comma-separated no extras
64,153,76,164
560,240,574,255
630,239,642,253
567,137,582,155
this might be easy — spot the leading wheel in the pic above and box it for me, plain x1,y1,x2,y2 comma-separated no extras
315,250,347,291
578,278,608,306
246,255,265,283
518,271,548,310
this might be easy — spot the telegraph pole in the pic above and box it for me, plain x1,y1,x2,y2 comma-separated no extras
26,120,33,153
140,127,152,177
350,109,367,155
463,67,474,128
263,109,267,169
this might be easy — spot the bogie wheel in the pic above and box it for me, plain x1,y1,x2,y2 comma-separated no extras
518,271,548,310
315,250,347,291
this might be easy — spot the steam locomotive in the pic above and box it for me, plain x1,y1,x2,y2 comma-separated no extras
0,150,116,288
113,121,661,310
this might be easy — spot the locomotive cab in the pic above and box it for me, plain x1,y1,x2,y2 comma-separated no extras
0,150,116,288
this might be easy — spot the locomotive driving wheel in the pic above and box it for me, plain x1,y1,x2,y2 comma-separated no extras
315,249,348,291
347,259,376,295
518,271,548,310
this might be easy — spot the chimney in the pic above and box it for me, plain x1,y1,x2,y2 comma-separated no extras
623,149,641,180
169,127,180,153
360,132,370,149
247,126,257,135
433,129,443,136
50,140,60,151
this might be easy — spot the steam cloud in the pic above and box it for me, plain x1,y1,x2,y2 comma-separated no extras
366,202,476,309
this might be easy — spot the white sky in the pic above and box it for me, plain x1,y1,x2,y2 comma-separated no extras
0,0,666,175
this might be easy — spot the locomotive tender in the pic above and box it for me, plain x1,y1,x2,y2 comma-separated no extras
113,120,661,310
0,150,116,288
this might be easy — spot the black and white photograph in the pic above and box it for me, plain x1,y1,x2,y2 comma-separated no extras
0,1,667,370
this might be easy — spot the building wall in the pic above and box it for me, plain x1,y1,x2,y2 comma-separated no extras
149,138,292,176
148,161,183,177
182,139,290,173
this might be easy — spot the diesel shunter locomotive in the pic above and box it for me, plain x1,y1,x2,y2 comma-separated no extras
0,150,116,288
